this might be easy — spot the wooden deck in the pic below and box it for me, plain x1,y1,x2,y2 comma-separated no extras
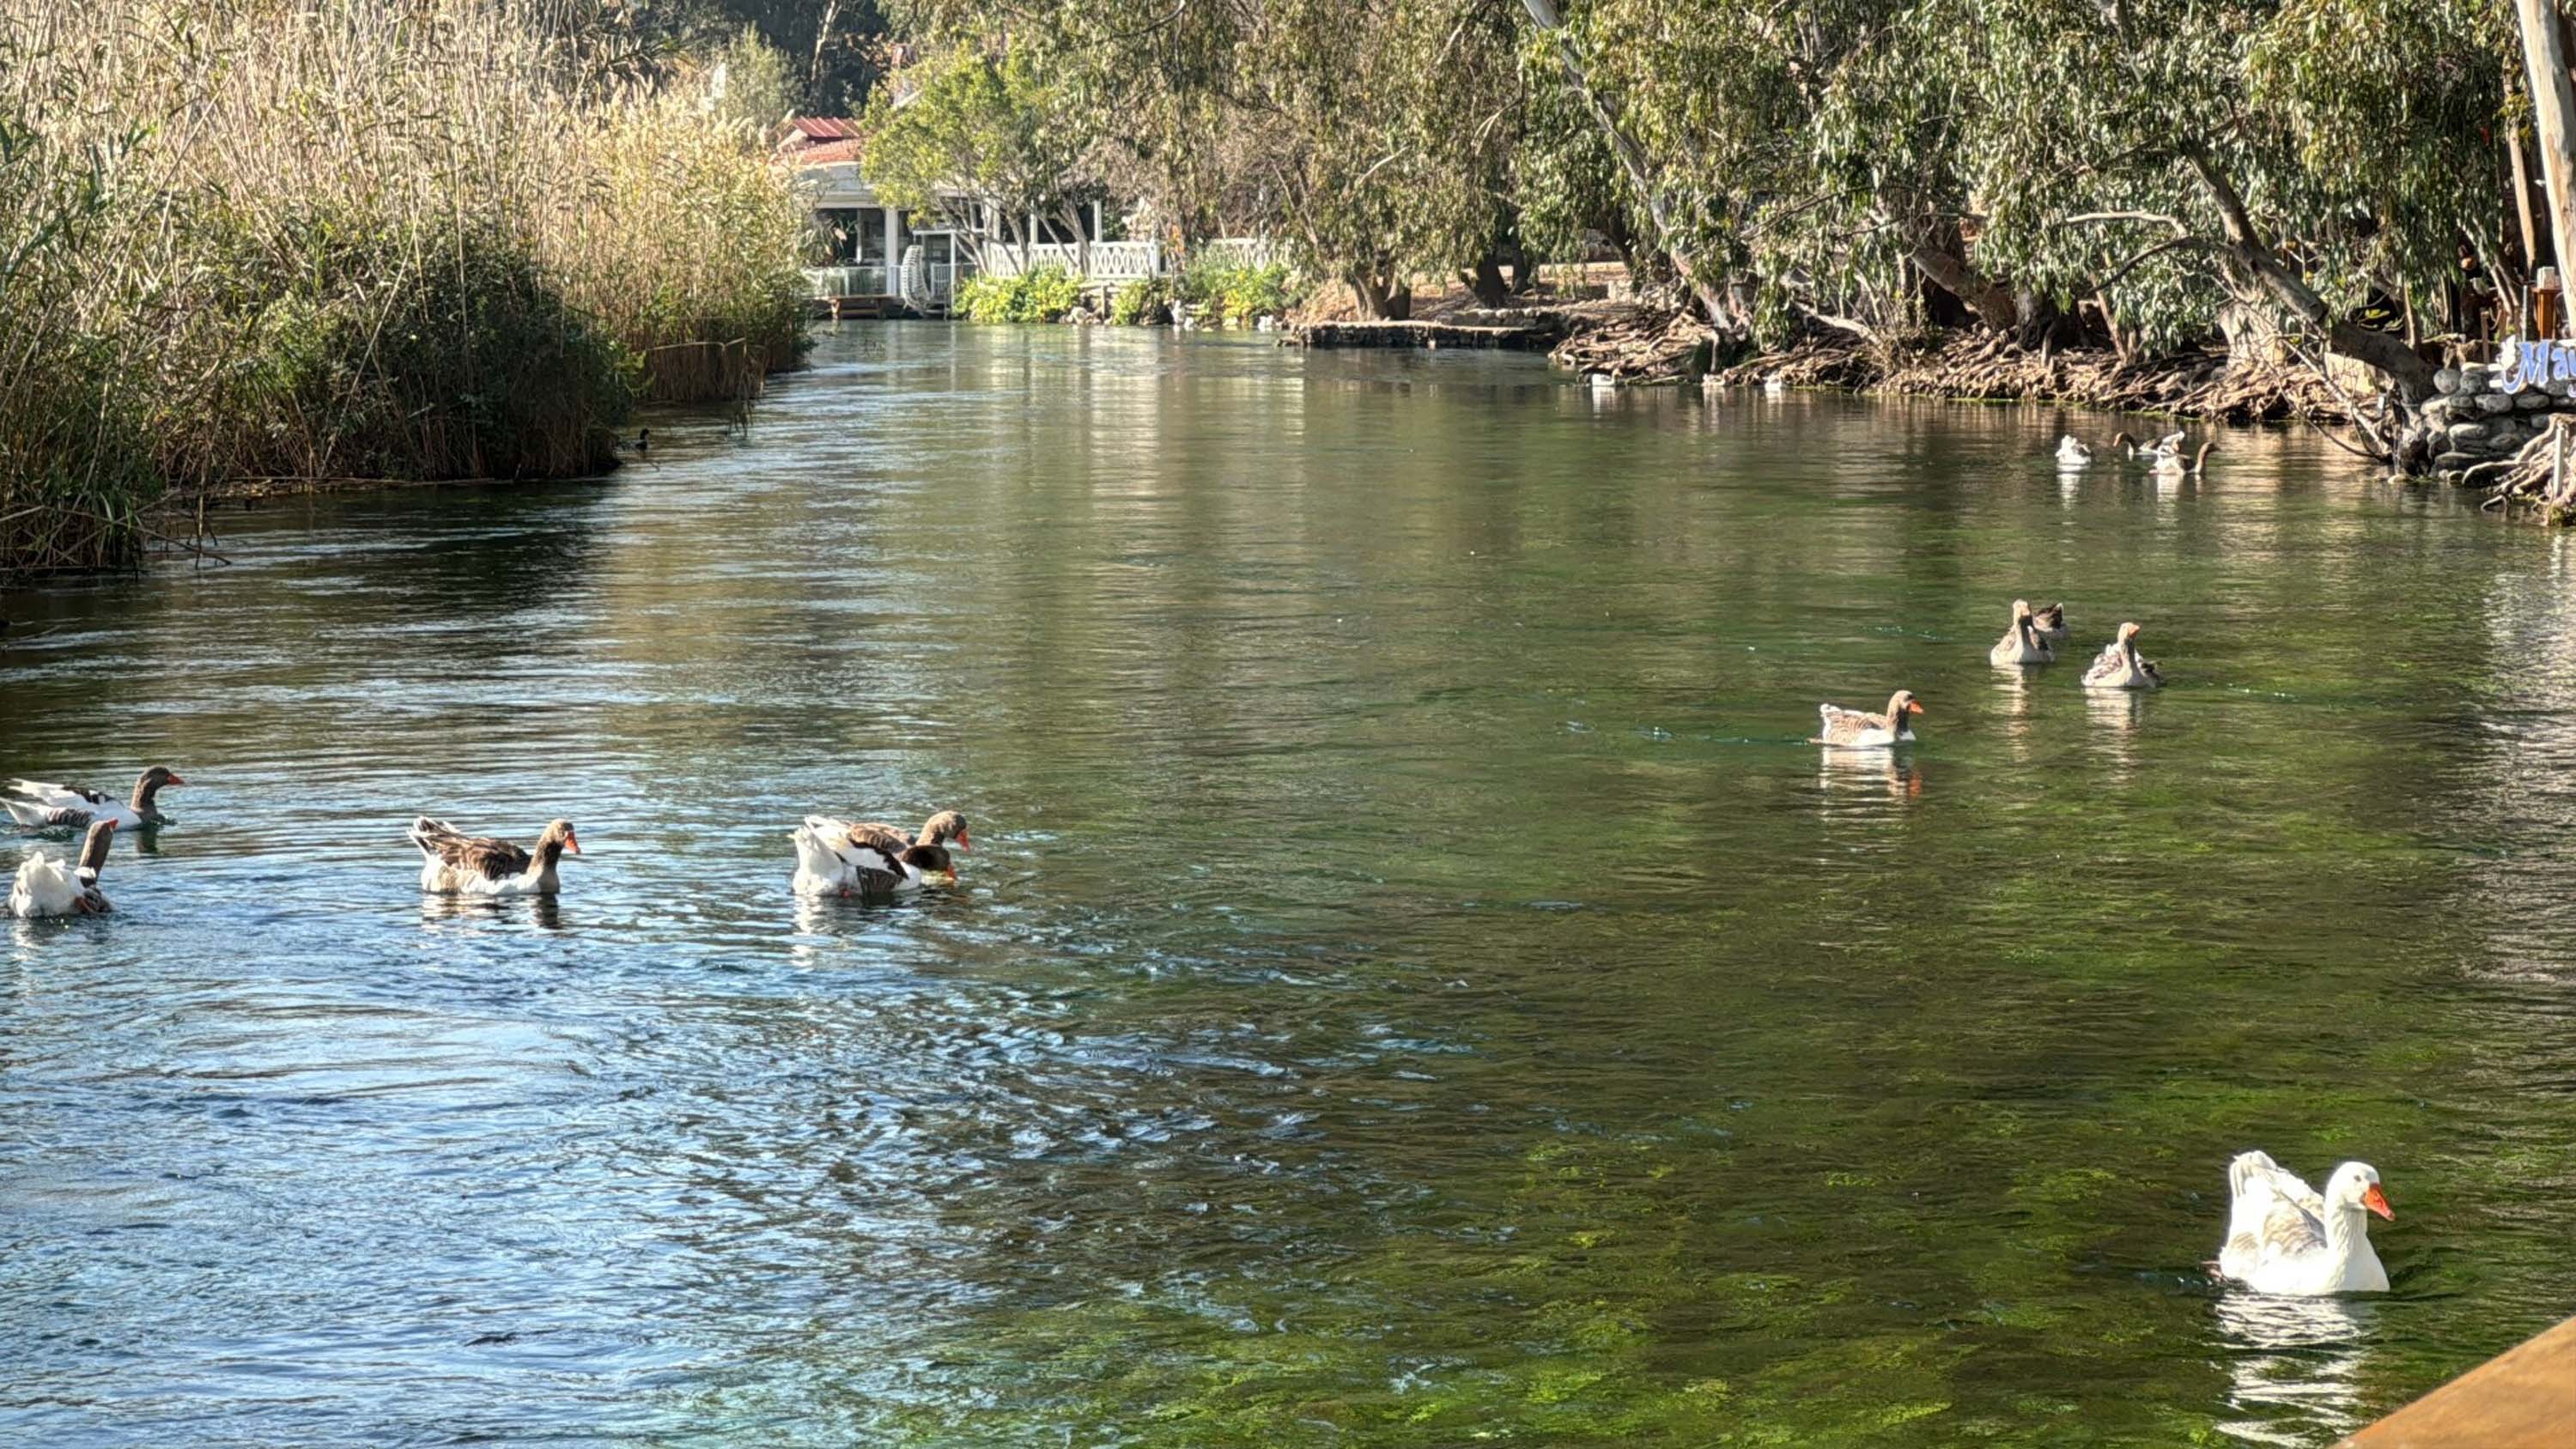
2338,1315,2576,1447
1290,317,1562,350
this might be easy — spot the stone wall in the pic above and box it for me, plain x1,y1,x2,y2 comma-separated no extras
2400,361,2576,482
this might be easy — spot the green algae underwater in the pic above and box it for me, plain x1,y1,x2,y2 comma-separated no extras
2,325,2569,1446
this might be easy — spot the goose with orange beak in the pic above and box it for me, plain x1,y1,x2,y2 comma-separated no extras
5,766,185,829
408,816,580,896
2217,1153,2395,1295
1811,690,1923,749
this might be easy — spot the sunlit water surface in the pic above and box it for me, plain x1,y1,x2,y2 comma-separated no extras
5,324,2574,1446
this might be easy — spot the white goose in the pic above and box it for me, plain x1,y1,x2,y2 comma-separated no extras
2217,1151,2393,1295
2055,435,2092,468
5,767,185,828
10,819,117,919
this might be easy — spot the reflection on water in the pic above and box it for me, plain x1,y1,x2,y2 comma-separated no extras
2,324,2573,1446
2214,1293,2372,1446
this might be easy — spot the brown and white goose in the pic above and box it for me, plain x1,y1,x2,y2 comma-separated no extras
2029,601,2067,643
1812,691,1923,748
2154,440,2216,478
5,767,185,829
799,809,969,894
2081,621,2164,689
9,819,116,918
408,816,580,896
1989,599,2054,666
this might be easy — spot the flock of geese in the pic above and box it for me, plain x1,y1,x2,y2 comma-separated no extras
1810,603,2161,749
1799,449,2396,1294
2056,427,2216,477
1,772,971,918
1,432,2394,1299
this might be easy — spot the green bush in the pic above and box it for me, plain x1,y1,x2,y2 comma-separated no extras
1110,276,1176,325
1176,258,1300,326
957,265,1085,324
0,0,814,577
191,212,632,482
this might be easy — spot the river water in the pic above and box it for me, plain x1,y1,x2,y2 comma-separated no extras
4,324,2573,1446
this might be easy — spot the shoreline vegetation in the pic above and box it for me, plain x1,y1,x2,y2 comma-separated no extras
893,0,2534,479
0,0,813,579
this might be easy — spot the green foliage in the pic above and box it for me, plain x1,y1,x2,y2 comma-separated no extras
0,0,816,574
1177,258,1298,325
861,48,1099,264
1109,275,1175,324
193,212,635,481
912,0,2512,379
956,265,1084,323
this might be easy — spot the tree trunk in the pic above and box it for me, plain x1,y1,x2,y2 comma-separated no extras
2516,0,2576,313
1884,200,2021,332
1467,253,1510,307
1522,0,1729,326
2186,149,2437,402
1347,270,1413,320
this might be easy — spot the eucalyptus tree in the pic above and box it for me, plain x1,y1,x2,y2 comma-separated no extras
1948,0,2506,396
860,48,1102,271
901,0,1528,318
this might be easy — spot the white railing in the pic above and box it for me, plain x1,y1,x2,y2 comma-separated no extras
975,237,1276,282
1194,237,1278,271
806,264,890,298
980,240,1161,281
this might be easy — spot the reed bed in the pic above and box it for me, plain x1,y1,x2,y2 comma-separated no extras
0,0,812,577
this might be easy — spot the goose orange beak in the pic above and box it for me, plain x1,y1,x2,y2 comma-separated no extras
2362,1184,2393,1221
167,773,186,785
955,830,969,852
1906,701,1926,715
565,832,581,854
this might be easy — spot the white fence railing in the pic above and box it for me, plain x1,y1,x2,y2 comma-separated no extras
1194,238,1279,271
806,264,889,298
808,237,1280,309
976,237,1278,282
979,239,1162,282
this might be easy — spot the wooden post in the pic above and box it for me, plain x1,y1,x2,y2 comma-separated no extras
2514,0,2576,333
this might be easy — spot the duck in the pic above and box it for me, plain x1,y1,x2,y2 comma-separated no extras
2029,601,2069,643
802,809,970,893
5,767,185,829
1761,373,1788,396
9,819,116,919
1989,599,2054,666
2056,435,2092,468
1587,372,1618,394
2081,621,2164,689
2216,1152,2393,1295
2115,428,2186,462
408,816,579,895
791,817,908,897
1811,690,1923,748
2154,440,2216,477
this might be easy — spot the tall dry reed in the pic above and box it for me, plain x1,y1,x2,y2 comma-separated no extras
0,0,813,576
